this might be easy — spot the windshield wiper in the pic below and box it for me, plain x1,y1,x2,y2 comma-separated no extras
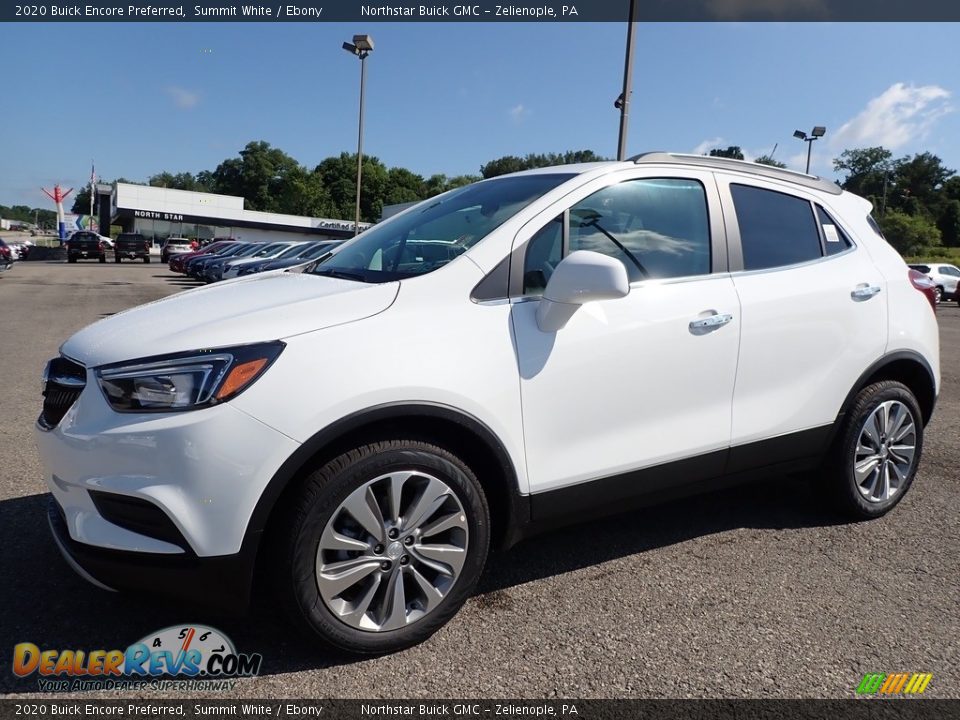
311,268,367,282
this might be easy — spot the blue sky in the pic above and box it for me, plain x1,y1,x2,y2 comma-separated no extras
2,22,958,208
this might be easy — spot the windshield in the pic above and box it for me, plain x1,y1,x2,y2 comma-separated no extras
310,173,573,282
275,243,309,259
301,242,338,259
251,242,287,258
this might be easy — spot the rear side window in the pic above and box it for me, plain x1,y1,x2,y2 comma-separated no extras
815,206,854,256
731,184,822,271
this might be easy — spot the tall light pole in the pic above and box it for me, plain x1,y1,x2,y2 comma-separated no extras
615,0,638,161
793,126,826,174
343,34,374,236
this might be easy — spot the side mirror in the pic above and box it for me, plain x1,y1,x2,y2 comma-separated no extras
536,250,630,332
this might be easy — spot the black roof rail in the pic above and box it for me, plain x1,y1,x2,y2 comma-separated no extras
627,151,842,196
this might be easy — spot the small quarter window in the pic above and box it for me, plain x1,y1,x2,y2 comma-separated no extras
816,206,854,256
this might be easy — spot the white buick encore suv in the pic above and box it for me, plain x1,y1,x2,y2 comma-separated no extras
36,153,940,654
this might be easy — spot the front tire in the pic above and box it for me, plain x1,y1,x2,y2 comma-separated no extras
278,440,490,654
934,286,943,304
115,256,121,263
822,381,923,519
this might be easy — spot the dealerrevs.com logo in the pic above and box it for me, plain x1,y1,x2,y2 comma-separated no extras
12,625,262,692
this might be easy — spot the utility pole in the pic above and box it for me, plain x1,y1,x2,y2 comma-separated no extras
616,0,638,161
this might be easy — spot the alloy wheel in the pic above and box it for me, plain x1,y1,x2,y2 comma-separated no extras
853,400,917,503
315,470,469,632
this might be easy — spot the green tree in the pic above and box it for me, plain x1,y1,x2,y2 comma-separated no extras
209,141,303,212
879,210,942,255
480,150,605,179
754,155,786,168
277,166,334,218
893,152,954,212
709,146,744,160
833,146,894,200
314,153,390,223
937,200,960,248
149,171,209,192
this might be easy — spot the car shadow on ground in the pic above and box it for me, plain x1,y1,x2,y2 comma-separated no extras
0,476,847,691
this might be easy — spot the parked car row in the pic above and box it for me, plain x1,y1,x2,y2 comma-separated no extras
168,239,341,282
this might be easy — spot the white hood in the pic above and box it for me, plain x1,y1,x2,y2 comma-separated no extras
61,271,399,367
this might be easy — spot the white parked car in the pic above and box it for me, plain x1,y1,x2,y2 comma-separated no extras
908,262,960,304
36,153,940,654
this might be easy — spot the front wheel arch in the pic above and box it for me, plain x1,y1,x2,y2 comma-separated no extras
248,404,528,604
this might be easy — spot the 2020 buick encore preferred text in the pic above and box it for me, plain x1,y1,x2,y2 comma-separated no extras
36,153,940,654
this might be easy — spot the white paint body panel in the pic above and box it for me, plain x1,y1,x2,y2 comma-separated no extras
513,275,741,493
36,158,941,563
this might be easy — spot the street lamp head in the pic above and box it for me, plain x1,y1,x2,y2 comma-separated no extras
811,126,826,137
342,41,358,55
352,34,374,52
793,130,807,140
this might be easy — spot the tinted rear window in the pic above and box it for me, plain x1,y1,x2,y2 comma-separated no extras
731,184,822,271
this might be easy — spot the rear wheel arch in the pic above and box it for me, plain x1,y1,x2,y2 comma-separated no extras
839,352,937,427
249,404,528,598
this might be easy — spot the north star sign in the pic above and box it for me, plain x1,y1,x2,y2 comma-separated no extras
133,210,184,221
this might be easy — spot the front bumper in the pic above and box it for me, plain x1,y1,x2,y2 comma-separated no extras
47,497,255,611
35,373,300,558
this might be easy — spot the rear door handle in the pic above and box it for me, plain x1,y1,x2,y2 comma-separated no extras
689,313,733,332
851,284,882,301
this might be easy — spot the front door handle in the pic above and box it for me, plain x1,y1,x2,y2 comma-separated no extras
851,284,882,301
689,313,733,332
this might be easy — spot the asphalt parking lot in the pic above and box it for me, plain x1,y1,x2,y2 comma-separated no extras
1,261,958,699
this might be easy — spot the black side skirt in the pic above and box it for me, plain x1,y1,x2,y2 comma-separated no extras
526,424,834,536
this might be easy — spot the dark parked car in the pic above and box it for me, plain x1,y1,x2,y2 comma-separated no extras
113,233,152,263
66,232,108,263
186,242,255,279
169,240,234,273
237,241,342,276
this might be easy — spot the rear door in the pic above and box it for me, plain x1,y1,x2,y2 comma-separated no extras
717,176,888,459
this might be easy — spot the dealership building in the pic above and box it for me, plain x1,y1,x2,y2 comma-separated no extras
106,183,371,246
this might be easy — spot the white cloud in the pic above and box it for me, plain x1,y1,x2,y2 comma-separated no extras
830,83,951,151
692,137,724,155
508,103,530,123
165,85,200,109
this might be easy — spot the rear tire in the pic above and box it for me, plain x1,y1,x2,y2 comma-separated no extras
115,256,121,263
144,257,151,263
821,381,923,519
67,257,77,264
277,439,490,654
99,255,106,264
934,286,943,304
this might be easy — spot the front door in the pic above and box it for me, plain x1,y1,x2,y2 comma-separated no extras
510,170,741,498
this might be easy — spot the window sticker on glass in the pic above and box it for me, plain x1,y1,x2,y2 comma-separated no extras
823,224,841,243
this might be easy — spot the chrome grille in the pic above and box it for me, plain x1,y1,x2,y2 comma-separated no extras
39,357,86,429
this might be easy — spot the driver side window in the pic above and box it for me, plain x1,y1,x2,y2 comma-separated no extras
523,177,711,294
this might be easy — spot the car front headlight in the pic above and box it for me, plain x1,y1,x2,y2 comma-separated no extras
96,342,284,412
